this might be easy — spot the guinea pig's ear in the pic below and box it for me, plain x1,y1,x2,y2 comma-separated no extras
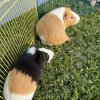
63,7,71,20
63,12,67,20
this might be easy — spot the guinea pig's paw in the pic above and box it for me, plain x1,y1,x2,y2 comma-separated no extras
65,34,70,41
67,36,71,41
48,43,53,46
69,37,73,41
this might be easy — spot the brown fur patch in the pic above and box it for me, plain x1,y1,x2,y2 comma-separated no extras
9,69,37,95
63,8,77,28
36,13,69,45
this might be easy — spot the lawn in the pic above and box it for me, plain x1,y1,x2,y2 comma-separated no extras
0,0,100,100
34,12,100,100
33,0,100,99
37,0,100,18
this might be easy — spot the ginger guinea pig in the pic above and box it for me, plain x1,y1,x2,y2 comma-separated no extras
36,7,80,46
3,46,54,100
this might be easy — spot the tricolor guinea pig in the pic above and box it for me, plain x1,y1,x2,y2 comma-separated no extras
3,46,54,100
36,7,80,46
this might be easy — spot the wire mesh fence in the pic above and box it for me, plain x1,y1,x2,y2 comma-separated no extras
0,0,38,99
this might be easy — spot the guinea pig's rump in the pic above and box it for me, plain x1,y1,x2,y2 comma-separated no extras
9,69,37,95
36,13,69,45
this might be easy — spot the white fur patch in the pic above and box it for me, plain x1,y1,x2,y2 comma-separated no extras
51,7,66,28
27,46,36,55
3,72,34,100
38,48,54,63
3,73,10,100
40,35,46,44
71,11,80,24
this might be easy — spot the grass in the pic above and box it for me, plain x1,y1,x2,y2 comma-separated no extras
37,0,100,18
34,12,100,100
34,1,100,99
0,0,100,100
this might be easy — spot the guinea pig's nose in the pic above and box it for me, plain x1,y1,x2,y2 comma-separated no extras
76,15,80,24
71,11,80,24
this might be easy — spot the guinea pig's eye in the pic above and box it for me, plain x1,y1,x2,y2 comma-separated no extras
64,13,67,19
71,17,73,19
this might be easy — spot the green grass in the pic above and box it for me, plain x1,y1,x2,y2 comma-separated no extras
0,0,100,100
34,1,100,99
34,12,100,100
37,0,100,18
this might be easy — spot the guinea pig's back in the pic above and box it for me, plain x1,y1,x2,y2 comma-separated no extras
3,69,37,100
36,13,69,45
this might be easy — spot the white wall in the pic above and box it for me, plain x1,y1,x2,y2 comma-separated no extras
0,0,37,25
36,0,49,6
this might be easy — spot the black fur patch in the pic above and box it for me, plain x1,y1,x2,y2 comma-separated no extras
11,49,49,83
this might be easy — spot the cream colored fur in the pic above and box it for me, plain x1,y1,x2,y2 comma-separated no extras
3,71,35,100
36,7,80,46
51,7,66,28
36,13,69,45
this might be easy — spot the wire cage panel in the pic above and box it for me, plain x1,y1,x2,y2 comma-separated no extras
0,0,38,99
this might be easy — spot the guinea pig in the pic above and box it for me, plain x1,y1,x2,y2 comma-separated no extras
3,46,54,100
36,7,80,46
